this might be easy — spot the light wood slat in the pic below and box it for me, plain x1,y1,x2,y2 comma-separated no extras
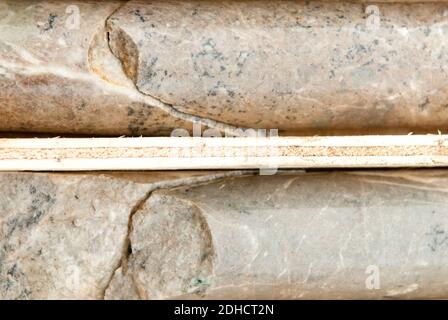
0,135,447,171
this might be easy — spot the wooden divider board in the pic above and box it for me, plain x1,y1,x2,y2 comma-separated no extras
0,135,447,171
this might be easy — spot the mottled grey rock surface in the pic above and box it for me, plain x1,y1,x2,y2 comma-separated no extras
1,169,447,299
108,1,448,135
0,170,248,299
2,1,448,136
105,170,448,299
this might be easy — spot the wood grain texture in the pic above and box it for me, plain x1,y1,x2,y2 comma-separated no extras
0,135,447,171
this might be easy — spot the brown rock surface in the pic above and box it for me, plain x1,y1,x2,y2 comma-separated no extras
2,1,448,136
0,1,196,136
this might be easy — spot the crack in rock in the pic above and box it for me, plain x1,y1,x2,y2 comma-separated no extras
0,1,245,137
103,6,247,137
101,170,256,298
104,169,448,300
